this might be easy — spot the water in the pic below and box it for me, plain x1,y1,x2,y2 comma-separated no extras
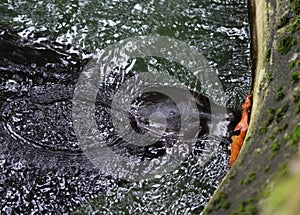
0,0,251,214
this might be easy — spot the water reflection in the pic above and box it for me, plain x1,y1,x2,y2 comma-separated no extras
0,0,251,213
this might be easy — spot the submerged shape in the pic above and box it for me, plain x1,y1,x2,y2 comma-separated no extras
230,92,253,167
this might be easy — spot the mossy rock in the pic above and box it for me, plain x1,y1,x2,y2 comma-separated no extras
203,0,300,214
278,36,297,54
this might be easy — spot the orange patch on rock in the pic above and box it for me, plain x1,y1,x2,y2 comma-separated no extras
229,92,253,167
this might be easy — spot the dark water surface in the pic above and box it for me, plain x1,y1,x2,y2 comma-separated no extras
0,0,251,214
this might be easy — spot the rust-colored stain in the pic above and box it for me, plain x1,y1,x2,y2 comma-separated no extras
230,92,253,167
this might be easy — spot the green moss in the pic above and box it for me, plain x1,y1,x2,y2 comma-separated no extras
265,48,271,61
291,71,300,83
269,135,276,140
278,36,297,54
265,165,270,172
294,94,300,103
277,16,290,29
289,61,295,70
229,172,237,181
259,186,272,201
206,207,213,214
275,103,289,122
289,60,300,71
294,94,300,113
231,197,257,215
240,172,256,185
258,127,268,135
259,108,277,135
289,16,300,33
296,101,300,114
222,201,231,210
209,192,231,211
278,163,289,177
271,141,280,157
266,108,276,125
285,125,300,147
276,87,285,101
292,0,300,15
294,94,300,104
248,172,256,181
274,123,288,133
245,136,251,142
267,73,273,82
